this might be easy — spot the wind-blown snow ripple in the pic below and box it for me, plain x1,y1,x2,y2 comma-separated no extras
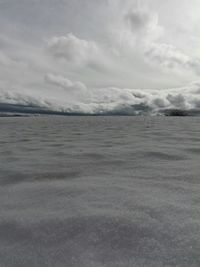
0,116,199,267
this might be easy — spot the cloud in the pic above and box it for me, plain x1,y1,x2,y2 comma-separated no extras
105,4,199,78
145,43,200,74
0,88,48,108
0,51,14,67
47,34,98,64
45,73,87,92
0,0,199,107
45,73,89,104
124,9,162,42
1,74,200,116
46,33,113,80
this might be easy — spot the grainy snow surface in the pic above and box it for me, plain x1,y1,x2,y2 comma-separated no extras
0,116,199,267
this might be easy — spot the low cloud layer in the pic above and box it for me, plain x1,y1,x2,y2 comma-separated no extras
1,75,200,115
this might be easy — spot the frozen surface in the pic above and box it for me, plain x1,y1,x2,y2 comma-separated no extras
0,116,199,267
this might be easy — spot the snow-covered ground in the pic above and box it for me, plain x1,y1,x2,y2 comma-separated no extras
0,116,199,267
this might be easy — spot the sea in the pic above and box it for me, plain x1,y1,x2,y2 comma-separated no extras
0,116,199,267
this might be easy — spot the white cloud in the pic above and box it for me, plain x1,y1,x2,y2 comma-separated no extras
45,73,87,92
0,0,199,112
1,74,200,115
144,43,200,74
47,34,98,64
124,9,162,42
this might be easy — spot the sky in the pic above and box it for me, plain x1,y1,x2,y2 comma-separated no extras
0,0,200,114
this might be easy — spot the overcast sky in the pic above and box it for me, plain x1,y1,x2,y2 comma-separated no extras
0,0,199,114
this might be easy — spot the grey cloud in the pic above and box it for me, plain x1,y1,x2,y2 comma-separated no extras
30,74,200,114
47,34,98,64
0,88,48,108
125,9,159,35
1,74,200,115
187,59,200,75
0,0,199,103
46,33,112,79
45,73,87,92
145,43,200,74
166,94,186,109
